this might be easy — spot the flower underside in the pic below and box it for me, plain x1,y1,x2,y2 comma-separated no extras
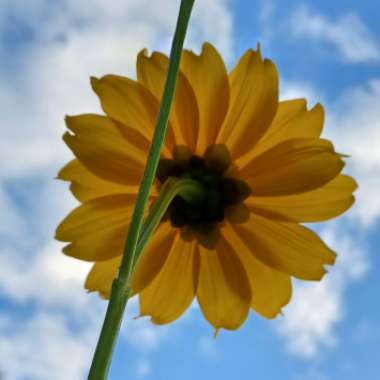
157,144,251,248
55,42,357,331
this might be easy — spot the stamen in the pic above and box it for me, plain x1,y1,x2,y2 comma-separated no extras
156,144,251,248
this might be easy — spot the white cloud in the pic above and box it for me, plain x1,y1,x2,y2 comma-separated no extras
0,0,233,180
0,0,234,308
258,0,276,43
0,237,175,379
277,280,339,358
280,80,324,106
2,0,376,374
0,240,92,308
326,79,380,227
281,77,380,228
276,224,369,358
289,6,380,63
270,85,373,359
0,311,98,380
0,196,103,379
0,178,90,309
0,1,234,379
0,186,28,242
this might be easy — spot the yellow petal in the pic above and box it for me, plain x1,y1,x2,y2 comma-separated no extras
62,227,127,263
139,235,198,324
197,241,251,331
113,119,151,157
85,256,122,297
247,175,357,222
233,214,336,280
58,159,137,202
216,47,279,160
131,222,177,293
56,194,136,261
222,224,291,318
137,50,199,151
242,138,345,196
63,114,144,186
91,75,175,155
84,223,173,298
237,100,324,167
181,43,229,154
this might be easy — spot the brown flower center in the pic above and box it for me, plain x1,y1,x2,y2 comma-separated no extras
156,145,251,248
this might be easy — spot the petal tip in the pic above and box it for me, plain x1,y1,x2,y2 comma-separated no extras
201,41,210,51
90,76,101,91
54,225,66,242
330,251,338,265
138,48,149,57
201,41,218,56
64,115,75,130
62,131,73,143
313,102,325,113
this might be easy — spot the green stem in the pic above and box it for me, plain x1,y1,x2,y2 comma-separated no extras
135,177,204,265
87,1,195,378
88,178,202,380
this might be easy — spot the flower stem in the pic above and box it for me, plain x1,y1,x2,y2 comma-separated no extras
87,1,195,379
135,177,204,263
88,177,202,379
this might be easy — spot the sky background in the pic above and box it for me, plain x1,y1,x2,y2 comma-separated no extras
0,0,379,379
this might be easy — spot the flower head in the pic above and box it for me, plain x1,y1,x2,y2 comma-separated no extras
56,43,356,331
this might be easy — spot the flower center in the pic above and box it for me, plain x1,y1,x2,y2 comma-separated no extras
156,144,251,248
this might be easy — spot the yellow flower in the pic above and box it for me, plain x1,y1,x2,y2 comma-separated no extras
55,43,356,331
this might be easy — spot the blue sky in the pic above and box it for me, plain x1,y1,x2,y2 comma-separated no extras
0,0,379,379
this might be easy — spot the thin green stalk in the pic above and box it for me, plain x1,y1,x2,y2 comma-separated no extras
87,1,195,379
135,177,204,264
88,177,202,380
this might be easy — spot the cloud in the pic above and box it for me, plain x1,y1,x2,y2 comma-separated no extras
0,0,234,308
0,0,233,180
0,311,98,380
289,6,380,63
281,76,380,228
0,1,234,379
0,177,90,309
0,240,91,308
280,80,324,106
0,186,28,243
0,235,175,380
275,224,369,358
275,74,375,355
326,79,380,227
2,0,376,375
257,0,276,44
277,280,339,358
0,188,102,379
